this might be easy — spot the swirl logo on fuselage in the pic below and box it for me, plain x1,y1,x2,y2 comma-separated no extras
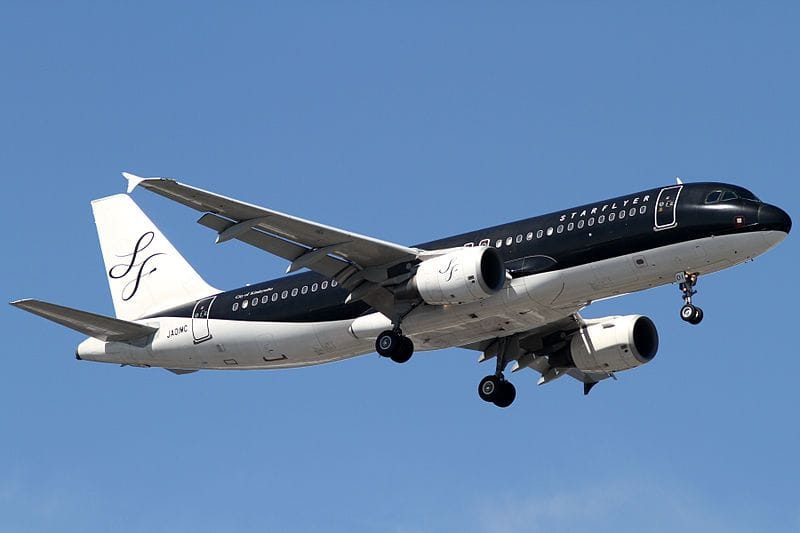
108,231,165,301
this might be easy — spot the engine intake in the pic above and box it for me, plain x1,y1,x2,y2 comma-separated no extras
402,246,506,305
566,315,658,373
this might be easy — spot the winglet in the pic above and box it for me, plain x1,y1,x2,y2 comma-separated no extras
122,172,147,194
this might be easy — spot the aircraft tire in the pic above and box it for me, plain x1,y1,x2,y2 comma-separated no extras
493,380,516,408
478,375,502,402
376,330,400,357
390,336,414,364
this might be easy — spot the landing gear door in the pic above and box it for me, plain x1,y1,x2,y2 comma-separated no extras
654,185,682,231
192,296,216,344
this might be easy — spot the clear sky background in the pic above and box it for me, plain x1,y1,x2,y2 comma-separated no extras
1,3,798,532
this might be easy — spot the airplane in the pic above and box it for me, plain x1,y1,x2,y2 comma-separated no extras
11,174,791,407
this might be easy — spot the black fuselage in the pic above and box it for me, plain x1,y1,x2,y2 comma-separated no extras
152,182,790,323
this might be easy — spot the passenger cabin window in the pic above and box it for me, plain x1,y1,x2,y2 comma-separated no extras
609,212,616,222
546,227,554,236
232,302,239,311
301,286,308,295
536,229,544,238
640,206,647,214
272,293,278,302
577,220,585,229
629,207,636,217
331,280,338,287
598,215,605,224
291,288,299,297
495,239,503,248
556,225,564,234
312,283,319,292
262,295,268,304
321,281,328,290
252,298,258,306
505,237,513,246
242,300,248,309
526,232,533,241
281,290,288,299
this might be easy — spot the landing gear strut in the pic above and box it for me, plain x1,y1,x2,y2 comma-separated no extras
677,271,704,325
478,337,517,408
376,328,414,364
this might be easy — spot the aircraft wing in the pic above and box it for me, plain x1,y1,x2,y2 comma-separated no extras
125,173,422,316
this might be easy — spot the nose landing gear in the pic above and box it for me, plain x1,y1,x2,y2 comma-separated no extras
677,271,704,325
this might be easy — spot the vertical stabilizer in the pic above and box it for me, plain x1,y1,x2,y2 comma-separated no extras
91,194,218,320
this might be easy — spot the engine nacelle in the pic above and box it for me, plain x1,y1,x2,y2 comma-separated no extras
406,246,506,305
567,315,659,373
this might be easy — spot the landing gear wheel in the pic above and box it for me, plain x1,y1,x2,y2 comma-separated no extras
376,330,414,363
493,380,516,408
375,330,400,357
478,375,516,407
680,304,704,325
478,375,502,402
390,336,414,364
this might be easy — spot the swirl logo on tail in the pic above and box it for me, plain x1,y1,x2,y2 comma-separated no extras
109,232,165,301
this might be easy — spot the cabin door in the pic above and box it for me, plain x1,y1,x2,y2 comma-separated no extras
654,185,683,230
192,296,216,344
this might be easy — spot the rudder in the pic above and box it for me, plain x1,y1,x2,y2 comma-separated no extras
91,194,218,320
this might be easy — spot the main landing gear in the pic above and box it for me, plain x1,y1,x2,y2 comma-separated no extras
478,337,517,408
376,328,414,364
677,271,704,325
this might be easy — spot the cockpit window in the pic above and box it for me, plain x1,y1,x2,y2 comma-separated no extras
735,188,760,201
720,190,738,201
705,191,722,203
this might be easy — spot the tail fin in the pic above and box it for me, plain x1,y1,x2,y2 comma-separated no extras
91,194,218,320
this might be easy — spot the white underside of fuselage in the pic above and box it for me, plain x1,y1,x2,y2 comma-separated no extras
77,230,787,371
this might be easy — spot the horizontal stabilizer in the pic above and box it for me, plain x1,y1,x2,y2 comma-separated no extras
10,299,157,342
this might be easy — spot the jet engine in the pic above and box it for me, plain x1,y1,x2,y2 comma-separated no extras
401,246,506,305
562,315,659,373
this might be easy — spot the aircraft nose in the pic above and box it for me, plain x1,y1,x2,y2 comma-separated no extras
758,204,792,234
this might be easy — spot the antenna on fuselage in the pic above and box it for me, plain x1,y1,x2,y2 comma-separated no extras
675,176,683,184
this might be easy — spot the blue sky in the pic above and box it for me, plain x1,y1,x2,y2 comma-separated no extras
2,2,798,532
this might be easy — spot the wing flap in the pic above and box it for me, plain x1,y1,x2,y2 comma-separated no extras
197,212,350,279
11,299,157,342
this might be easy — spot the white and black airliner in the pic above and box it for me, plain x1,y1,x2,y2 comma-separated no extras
12,174,791,407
